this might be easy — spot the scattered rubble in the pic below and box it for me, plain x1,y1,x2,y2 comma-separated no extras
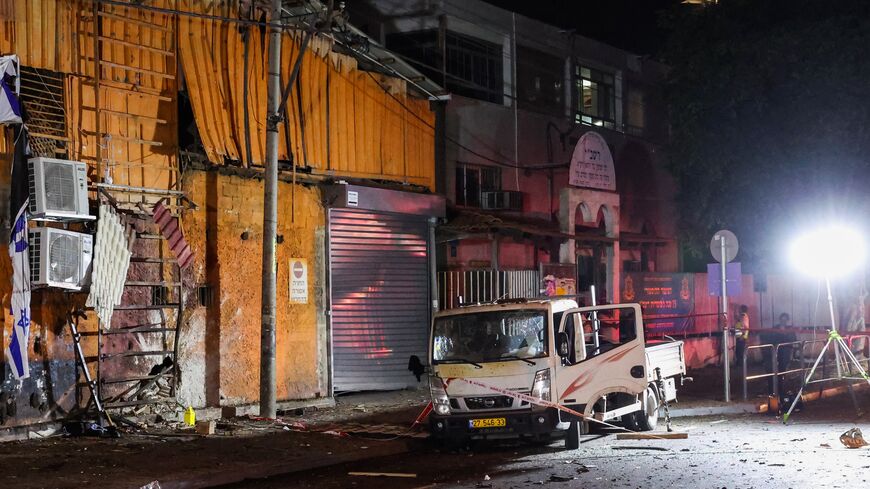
549,474,575,482
839,428,868,449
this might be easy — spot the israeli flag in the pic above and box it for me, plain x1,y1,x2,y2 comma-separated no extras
0,55,21,125
6,125,30,379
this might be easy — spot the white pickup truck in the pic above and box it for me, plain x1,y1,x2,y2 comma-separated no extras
415,298,686,449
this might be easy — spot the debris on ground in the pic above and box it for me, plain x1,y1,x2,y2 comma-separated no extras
549,474,575,482
348,471,417,478
840,428,868,449
612,446,670,451
195,420,216,436
566,461,594,473
820,443,832,449
139,482,161,489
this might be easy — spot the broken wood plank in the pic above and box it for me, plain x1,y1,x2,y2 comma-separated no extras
195,420,216,436
616,432,688,440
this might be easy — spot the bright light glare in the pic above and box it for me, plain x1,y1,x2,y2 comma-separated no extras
790,225,866,278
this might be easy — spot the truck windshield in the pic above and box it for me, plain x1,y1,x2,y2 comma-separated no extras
433,310,548,364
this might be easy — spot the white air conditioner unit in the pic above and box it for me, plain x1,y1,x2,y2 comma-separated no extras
29,227,93,290
28,157,94,221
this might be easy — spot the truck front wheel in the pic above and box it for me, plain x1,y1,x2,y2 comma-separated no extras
635,386,660,431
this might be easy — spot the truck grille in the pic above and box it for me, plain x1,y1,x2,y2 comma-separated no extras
464,396,514,410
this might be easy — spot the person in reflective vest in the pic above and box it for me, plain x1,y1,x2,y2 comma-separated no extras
734,305,750,367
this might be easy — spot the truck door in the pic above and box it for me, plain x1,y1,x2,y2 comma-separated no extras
555,304,648,409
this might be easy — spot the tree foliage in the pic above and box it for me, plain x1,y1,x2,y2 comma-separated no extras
662,0,870,270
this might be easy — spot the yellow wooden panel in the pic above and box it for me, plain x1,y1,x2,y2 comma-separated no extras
177,1,435,189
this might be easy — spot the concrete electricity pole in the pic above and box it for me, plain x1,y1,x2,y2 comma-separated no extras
260,0,283,419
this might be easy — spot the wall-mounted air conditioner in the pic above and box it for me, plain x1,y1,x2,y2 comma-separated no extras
481,191,524,211
28,157,94,221
29,227,93,290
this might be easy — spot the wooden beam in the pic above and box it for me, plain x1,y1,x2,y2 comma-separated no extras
98,60,175,79
99,108,168,124
98,36,175,57
97,10,172,32
615,432,689,440
29,132,70,142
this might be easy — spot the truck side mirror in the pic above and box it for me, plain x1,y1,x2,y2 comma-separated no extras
408,355,426,382
557,332,570,357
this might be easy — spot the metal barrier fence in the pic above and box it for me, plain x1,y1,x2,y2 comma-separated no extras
437,269,540,310
742,333,870,399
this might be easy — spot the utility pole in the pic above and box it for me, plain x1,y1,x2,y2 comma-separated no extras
260,0,282,419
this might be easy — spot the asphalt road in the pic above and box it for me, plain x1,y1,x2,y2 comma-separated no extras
223,394,870,489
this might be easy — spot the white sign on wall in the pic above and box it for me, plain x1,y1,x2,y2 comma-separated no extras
568,131,616,191
290,258,308,304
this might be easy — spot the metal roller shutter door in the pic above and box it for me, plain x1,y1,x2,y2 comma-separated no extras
329,208,430,392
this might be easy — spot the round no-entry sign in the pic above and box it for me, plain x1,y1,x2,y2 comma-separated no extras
710,229,739,263
292,260,305,279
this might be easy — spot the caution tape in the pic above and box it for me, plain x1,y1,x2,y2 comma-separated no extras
443,377,670,440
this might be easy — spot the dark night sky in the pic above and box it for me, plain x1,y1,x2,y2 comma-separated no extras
483,0,683,55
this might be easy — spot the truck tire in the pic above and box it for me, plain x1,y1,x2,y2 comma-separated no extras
636,386,660,432
565,420,581,450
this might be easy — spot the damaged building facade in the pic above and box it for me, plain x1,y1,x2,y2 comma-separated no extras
350,0,678,306
0,0,444,432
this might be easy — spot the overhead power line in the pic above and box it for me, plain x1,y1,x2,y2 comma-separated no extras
97,0,315,28
363,71,568,171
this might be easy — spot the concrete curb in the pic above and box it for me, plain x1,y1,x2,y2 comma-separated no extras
160,439,410,489
192,397,336,421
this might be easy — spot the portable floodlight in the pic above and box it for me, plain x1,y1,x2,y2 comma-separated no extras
789,225,866,279
782,224,870,423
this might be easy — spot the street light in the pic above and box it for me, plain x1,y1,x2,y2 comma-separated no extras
782,223,870,422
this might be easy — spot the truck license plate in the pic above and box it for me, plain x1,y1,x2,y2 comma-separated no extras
469,417,506,429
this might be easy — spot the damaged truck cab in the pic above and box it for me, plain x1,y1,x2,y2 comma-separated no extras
420,299,686,449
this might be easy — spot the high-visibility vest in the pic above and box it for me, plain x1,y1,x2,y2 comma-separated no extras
735,316,749,338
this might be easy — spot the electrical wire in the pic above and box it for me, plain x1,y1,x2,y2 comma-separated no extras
362,71,568,171
97,0,315,28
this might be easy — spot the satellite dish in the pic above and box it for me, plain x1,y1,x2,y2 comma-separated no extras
711,230,738,263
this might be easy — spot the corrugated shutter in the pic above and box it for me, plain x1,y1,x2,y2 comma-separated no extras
329,208,430,392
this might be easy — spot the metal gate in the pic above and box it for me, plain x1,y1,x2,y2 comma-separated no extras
328,208,431,392
437,269,540,310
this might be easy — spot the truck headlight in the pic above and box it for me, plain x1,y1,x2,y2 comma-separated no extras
429,376,451,415
530,368,551,402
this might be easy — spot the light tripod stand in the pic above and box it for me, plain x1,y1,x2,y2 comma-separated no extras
782,276,870,423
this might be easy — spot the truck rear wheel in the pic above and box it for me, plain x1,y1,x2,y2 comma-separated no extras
636,386,660,431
